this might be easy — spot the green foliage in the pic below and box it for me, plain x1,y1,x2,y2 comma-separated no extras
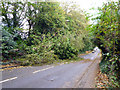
1,27,17,59
17,51,57,66
17,27,88,65
1,1,93,65
100,55,120,88
89,1,120,87
91,1,119,54
17,33,58,65
0,1,26,34
53,30,85,59
32,2,66,34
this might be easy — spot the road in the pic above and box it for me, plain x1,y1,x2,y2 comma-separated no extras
1,49,101,88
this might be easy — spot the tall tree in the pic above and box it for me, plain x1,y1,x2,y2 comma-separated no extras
90,1,120,87
1,1,26,34
32,2,66,34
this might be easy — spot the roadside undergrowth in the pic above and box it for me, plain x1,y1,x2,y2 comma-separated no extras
0,56,83,71
95,70,109,88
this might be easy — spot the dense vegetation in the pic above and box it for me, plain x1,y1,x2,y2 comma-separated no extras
1,0,119,88
0,1,94,65
89,1,120,88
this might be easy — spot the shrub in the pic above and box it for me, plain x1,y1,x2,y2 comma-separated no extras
53,31,85,59
17,50,58,66
1,27,17,60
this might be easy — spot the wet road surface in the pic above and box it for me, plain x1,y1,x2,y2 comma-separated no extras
1,49,101,88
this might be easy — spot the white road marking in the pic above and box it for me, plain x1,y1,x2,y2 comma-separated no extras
33,66,54,74
0,77,17,84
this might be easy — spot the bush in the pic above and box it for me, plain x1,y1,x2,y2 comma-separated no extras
1,1,92,65
1,27,17,60
100,55,120,87
52,31,85,59
17,33,59,65
18,29,86,65
89,1,120,87
54,42,78,59
17,50,58,66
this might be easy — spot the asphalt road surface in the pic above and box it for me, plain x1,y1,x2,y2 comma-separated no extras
1,49,101,88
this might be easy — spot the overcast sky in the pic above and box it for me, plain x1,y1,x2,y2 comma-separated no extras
58,0,118,10
57,0,118,23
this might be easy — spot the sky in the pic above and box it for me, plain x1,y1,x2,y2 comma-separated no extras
57,0,118,23
58,0,118,11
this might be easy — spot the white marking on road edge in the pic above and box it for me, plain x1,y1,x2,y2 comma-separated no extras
0,77,17,83
33,66,54,74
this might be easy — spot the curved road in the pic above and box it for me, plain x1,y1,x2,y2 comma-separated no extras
1,49,101,88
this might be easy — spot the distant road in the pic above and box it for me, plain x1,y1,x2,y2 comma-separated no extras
2,49,101,88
